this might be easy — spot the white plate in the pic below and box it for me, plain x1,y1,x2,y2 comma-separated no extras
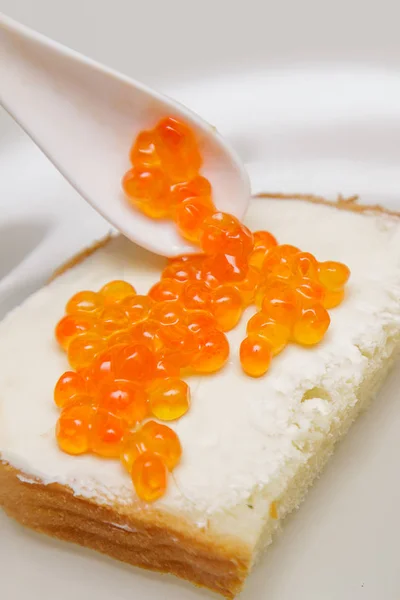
1,48,400,600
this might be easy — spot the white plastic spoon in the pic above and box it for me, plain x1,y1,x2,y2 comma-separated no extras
0,13,251,257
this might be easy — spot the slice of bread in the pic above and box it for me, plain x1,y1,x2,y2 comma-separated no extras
1,195,400,598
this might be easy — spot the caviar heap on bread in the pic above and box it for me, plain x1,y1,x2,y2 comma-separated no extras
54,116,350,502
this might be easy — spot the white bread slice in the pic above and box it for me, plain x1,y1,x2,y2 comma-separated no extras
1,195,400,598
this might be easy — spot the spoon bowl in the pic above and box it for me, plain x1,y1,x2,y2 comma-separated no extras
0,13,251,257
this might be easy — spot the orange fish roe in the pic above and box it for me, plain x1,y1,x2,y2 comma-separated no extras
129,130,160,168
99,305,129,336
149,300,183,326
292,305,331,346
55,313,98,349
181,280,213,312
97,379,149,425
169,175,211,205
246,313,290,355
122,166,171,218
148,278,182,302
240,334,272,377
161,260,196,283
90,409,127,458
53,115,351,503
191,328,230,373
234,266,262,306
155,116,202,182
200,212,253,258
212,285,243,332
56,404,95,455
148,377,190,421
54,371,88,408
175,196,215,243
116,343,156,383
66,290,104,315
121,294,154,324
154,350,182,379
294,278,326,307
120,420,182,478
322,287,345,309
100,280,137,304
129,319,161,351
261,283,298,326
67,332,107,370
292,252,319,280
89,345,121,385
186,309,216,334
131,451,167,502
318,261,350,290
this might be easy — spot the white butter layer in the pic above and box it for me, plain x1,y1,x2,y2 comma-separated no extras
1,199,400,519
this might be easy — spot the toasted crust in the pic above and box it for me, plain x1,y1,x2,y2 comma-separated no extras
0,462,249,597
1,193,399,598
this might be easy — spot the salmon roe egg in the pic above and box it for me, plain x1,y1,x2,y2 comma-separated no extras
56,404,95,455
106,329,134,348
98,379,148,425
292,252,319,279
292,305,330,346
262,244,299,277
261,283,298,325
54,371,88,408
212,285,243,331
253,230,278,251
116,343,156,383
129,130,160,168
203,253,248,283
157,322,198,365
154,350,182,379
129,420,182,471
175,196,215,243
240,334,272,377
155,116,202,181
99,305,129,336
121,294,154,325
122,165,169,202
89,345,123,385
131,451,167,502
322,287,345,309
100,280,137,304
130,319,161,351
181,280,213,312
169,175,211,205
149,377,190,421
67,332,107,370
191,328,229,373
294,278,325,307
186,310,216,334
149,300,184,326
161,260,195,284
249,232,278,270
200,212,253,257
234,266,262,306
55,313,97,350
66,290,104,315
246,313,290,355
318,261,350,290
148,278,182,302
90,409,127,458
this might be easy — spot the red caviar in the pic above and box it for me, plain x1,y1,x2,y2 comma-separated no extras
148,377,190,421
131,451,167,502
56,404,95,455
52,115,351,503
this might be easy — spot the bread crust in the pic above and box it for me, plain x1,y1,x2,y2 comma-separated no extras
1,194,399,598
0,462,250,598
